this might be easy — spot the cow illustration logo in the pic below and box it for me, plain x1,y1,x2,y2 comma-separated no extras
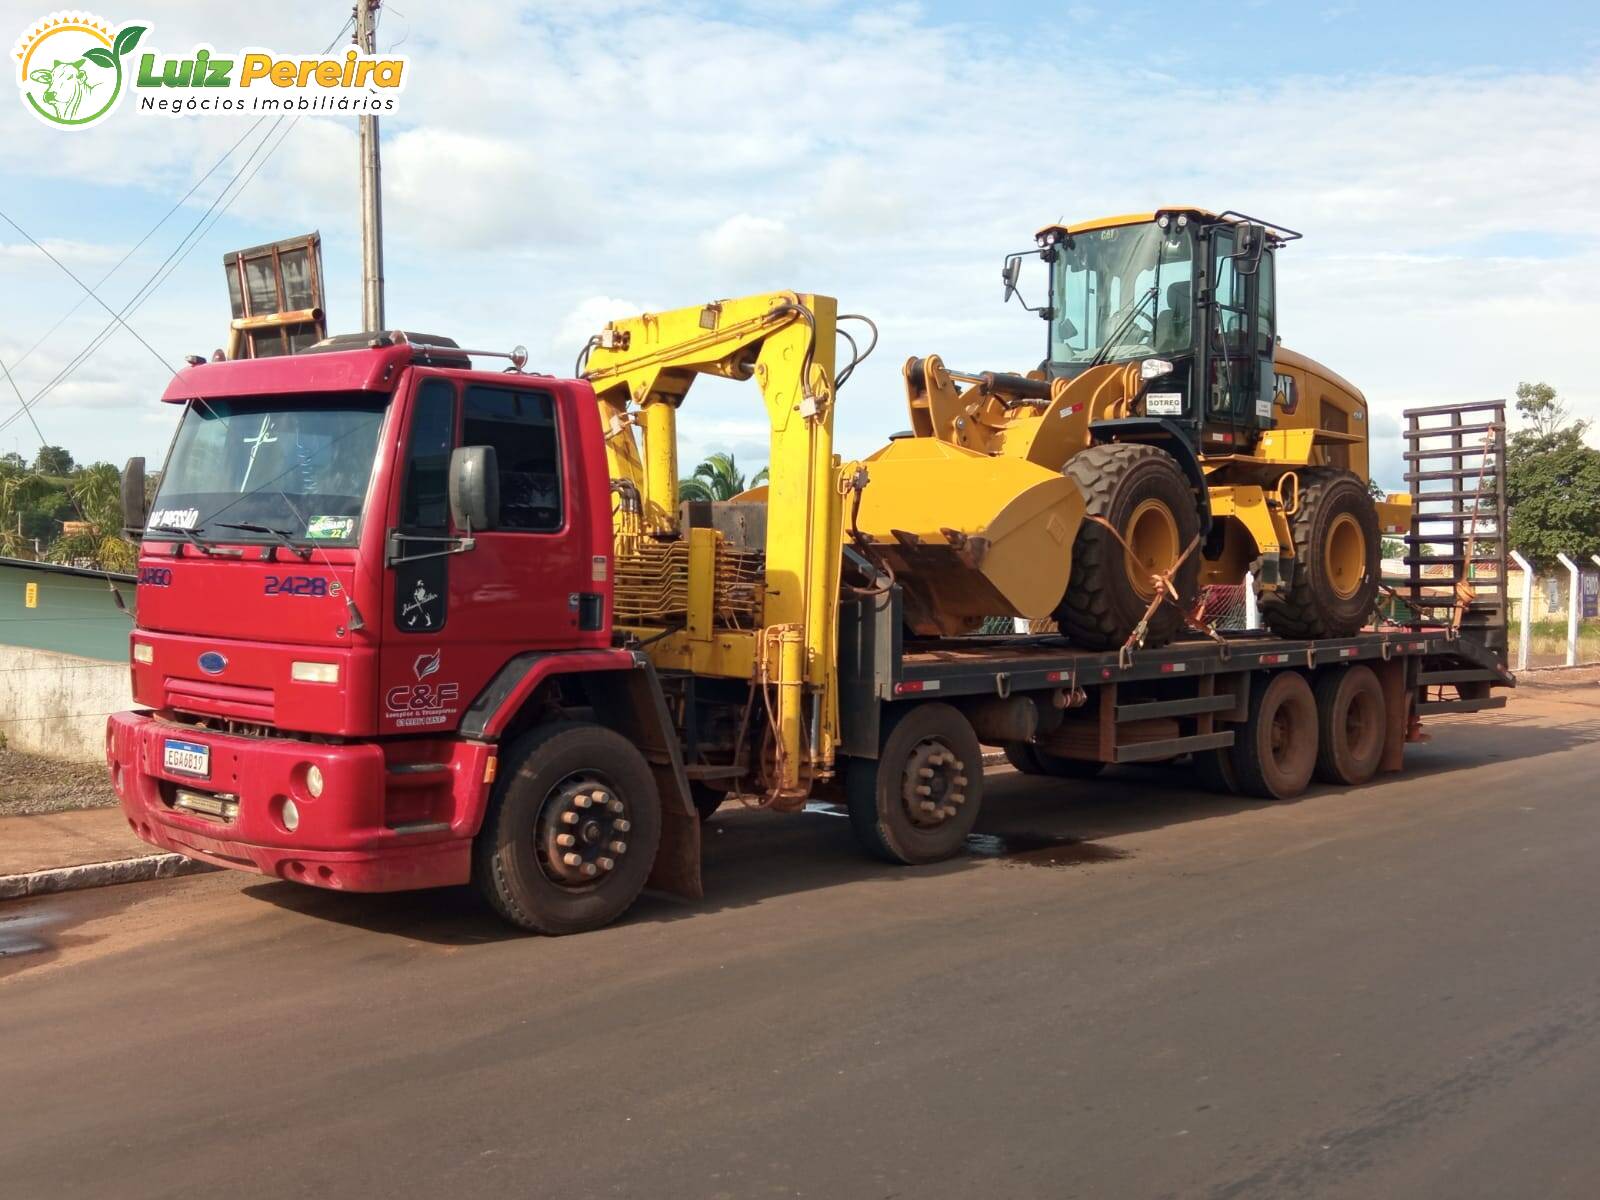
14,12,145,128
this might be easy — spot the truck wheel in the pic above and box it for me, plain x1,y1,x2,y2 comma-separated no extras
1003,743,1105,779
1191,745,1239,794
1055,444,1202,650
1258,469,1380,639
847,702,984,864
473,722,662,935
1313,665,1386,786
1230,671,1318,800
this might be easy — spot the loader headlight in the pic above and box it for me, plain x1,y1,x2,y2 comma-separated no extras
1141,358,1175,380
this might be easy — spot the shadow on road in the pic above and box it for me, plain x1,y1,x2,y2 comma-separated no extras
238,708,1597,946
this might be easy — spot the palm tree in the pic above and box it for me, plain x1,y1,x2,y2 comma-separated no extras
679,451,768,502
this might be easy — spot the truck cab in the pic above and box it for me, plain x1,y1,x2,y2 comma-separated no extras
110,333,623,894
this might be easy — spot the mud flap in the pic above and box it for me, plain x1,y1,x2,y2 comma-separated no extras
586,656,703,900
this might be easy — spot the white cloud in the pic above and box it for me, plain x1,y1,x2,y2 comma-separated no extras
2,0,1598,476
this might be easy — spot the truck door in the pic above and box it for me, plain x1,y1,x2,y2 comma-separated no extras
1204,229,1276,441
379,373,598,735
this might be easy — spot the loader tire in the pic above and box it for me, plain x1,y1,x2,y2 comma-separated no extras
1054,443,1202,650
1258,469,1380,639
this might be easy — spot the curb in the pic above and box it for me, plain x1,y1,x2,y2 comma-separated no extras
0,854,217,901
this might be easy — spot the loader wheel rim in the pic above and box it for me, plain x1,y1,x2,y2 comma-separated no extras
1124,499,1180,600
1326,513,1366,600
900,738,968,828
535,771,632,888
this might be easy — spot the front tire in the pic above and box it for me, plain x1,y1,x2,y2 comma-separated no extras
847,703,984,864
473,722,661,935
1056,443,1202,650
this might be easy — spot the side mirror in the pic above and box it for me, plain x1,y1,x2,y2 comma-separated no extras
1002,255,1023,301
121,457,147,534
1235,223,1267,276
449,445,499,532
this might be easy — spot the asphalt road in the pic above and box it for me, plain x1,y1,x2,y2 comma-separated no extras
4,676,1600,1199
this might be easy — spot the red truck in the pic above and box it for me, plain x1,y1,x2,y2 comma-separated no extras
108,328,1510,935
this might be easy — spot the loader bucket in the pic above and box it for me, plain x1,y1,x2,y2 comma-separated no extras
853,438,1084,635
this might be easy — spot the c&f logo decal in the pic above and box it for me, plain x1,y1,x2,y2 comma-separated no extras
14,11,146,128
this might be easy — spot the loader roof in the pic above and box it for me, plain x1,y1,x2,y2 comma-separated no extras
1035,208,1218,241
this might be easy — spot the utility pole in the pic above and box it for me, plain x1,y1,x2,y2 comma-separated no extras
355,0,386,331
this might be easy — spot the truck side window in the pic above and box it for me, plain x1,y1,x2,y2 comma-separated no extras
463,385,562,532
401,379,455,532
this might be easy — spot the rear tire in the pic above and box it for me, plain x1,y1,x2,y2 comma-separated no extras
1258,469,1380,639
1055,444,1202,650
1191,745,1239,794
473,722,661,935
1313,665,1386,785
1003,742,1106,779
1230,671,1319,800
847,703,983,864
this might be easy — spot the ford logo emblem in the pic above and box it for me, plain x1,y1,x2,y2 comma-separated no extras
198,652,227,676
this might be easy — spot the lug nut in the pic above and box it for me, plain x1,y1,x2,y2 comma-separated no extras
561,811,580,825
556,833,576,847
920,800,936,813
562,852,583,867
573,793,593,809
952,759,965,771
954,775,968,786
918,767,934,779
915,784,932,796
608,799,624,814
615,818,632,833
940,805,956,818
610,840,627,854
582,863,599,878
597,856,615,872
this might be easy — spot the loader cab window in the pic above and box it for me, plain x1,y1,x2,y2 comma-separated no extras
1051,221,1196,366
463,384,563,532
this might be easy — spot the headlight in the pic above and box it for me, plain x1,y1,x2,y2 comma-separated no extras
291,661,339,683
132,641,153,664
306,765,324,798
281,798,300,832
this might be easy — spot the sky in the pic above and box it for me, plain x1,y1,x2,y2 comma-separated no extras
2,0,1599,493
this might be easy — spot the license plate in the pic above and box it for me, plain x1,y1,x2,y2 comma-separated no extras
1145,391,1183,416
163,738,210,778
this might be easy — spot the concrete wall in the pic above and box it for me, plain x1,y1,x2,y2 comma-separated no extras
0,644,131,762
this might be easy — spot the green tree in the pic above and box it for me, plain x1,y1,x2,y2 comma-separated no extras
44,462,135,573
33,445,75,476
679,451,768,502
1506,381,1600,568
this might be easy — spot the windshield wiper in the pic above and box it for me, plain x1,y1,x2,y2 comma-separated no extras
216,521,313,561
147,523,216,556
1089,286,1158,367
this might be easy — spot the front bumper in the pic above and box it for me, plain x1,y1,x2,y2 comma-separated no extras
106,710,494,892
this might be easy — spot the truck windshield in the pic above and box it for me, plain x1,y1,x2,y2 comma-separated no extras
1050,221,1196,364
148,394,387,545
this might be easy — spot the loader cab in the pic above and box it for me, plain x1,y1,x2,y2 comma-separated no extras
1037,210,1299,452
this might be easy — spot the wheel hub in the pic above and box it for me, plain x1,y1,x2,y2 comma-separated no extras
901,739,969,828
1123,498,1180,600
537,776,632,887
1325,512,1366,600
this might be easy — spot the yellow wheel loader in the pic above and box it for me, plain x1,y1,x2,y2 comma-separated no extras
848,207,1410,648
